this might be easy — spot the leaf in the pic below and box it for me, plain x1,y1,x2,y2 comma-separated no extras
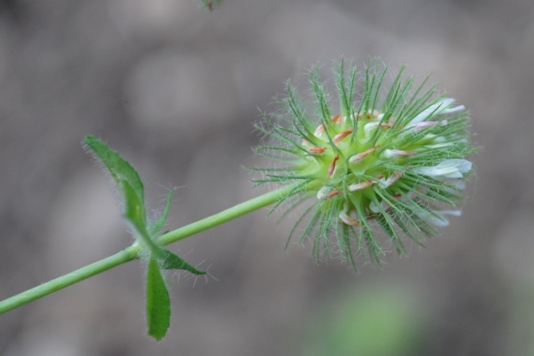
160,249,206,275
146,258,171,341
122,181,204,275
120,179,156,251
120,180,205,277
84,135,146,225
148,188,175,236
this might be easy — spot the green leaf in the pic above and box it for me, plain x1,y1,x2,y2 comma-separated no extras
160,249,206,275
148,188,175,237
122,180,205,276
120,179,157,251
84,135,146,225
146,258,171,341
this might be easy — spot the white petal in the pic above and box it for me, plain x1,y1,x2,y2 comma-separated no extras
317,186,330,200
410,98,456,124
339,211,359,226
443,105,465,114
413,159,472,178
453,159,472,173
425,142,454,149
449,180,466,190
407,119,448,132
383,149,417,158
314,124,325,137
439,159,472,178
364,122,379,137
348,180,375,192
349,146,379,162
418,209,461,227
378,171,403,188
441,210,462,217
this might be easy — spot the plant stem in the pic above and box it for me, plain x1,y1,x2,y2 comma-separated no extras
156,183,302,246
0,247,138,314
0,183,302,314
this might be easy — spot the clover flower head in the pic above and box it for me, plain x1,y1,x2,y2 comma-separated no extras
253,59,475,268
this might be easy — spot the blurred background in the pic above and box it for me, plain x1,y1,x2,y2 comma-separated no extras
0,0,533,355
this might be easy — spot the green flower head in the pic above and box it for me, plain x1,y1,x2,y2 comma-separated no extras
254,59,475,268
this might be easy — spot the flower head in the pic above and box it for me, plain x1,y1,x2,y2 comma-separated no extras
253,59,474,268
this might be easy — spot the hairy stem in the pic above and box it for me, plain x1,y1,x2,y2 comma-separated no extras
0,183,303,314
0,247,138,314
156,183,304,246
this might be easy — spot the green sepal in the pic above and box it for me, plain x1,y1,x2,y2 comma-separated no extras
148,188,175,237
160,249,206,275
84,135,147,225
146,257,171,341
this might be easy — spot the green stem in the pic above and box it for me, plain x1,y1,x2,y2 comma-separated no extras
0,183,302,314
0,247,138,314
156,183,301,246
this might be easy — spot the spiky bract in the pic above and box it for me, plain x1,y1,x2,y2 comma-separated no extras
253,59,474,269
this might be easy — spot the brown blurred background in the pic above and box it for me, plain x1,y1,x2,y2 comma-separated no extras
0,0,533,355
